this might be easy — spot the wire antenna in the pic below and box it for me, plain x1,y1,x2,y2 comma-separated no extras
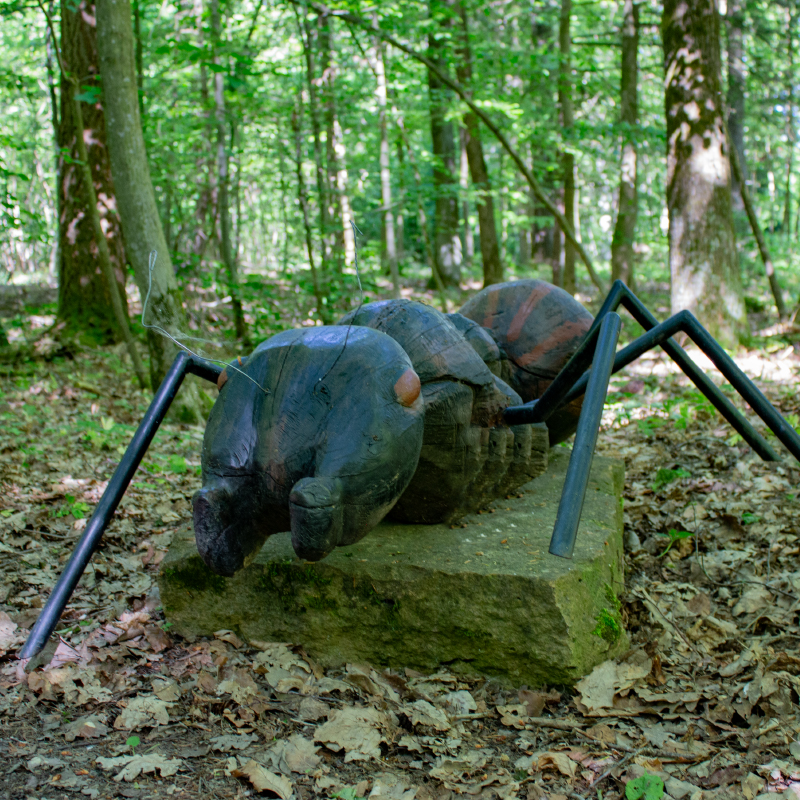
142,251,268,394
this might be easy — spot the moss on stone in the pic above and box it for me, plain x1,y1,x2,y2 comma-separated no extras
160,451,628,686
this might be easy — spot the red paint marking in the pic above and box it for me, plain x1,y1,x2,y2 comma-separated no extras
515,319,591,367
506,284,553,343
482,287,500,328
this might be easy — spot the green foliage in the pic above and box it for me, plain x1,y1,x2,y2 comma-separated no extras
637,418,665,437
331,788,365,800
168,455,188,475
652,467,691,492
625,772,665,800
126,735,140,755
657,528,693,558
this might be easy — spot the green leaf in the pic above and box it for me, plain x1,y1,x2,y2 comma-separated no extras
637,418,665,437
657,528,694,557
626,772,665,800
101,416,115,431
168,455,187,475
74,86,101,104
652,467,690,492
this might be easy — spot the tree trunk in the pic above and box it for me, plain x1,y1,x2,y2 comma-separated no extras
296,11,331,296
610,0,639,288
210,0,247,341
132,0,144,117
427,19,462,287
319,17,347,270
783,1,796,235
291,103,325,316
372,28,400,298
96,0,201,400
57,0,130,345
456,1,503,287
726,0,746,215
727,124,788,320
663,0,747,347
559,0,576,295
46,2,62,284
459,126,474,268
395,138,406,263
396,114,448,311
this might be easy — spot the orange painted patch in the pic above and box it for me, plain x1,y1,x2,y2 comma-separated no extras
482,287,500,328
506,284,554,343
514,319,592,368
394,368,421,406
217,369,228,390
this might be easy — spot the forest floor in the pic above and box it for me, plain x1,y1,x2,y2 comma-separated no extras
1,288,800,800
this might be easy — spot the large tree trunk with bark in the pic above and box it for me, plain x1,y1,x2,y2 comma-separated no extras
610,0,639,288
427,18,462,287
57,0,129,344
96,0,200,401
558,0,576,295
456,1,502,287
663,0,747,348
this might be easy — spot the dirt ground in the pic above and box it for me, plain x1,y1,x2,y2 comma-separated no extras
1,317,800,800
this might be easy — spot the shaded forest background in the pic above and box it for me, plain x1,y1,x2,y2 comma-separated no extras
2,0,800,379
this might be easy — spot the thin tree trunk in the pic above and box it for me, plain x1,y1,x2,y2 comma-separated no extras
210,0,247,342
395,138,406,263
96,0,201,402
427,11,462,287
559,0,576,295
459,126,474,267
663,0,747,347
371,26,400,298
277,134,291,274
783,1,796,235
295,10,331,293
319,16,345,270
45,3,61,284
726,0,746,215
727,124,788,320
293,0,605,292
190,13,215,259
396,113,447,310
132,0,144,117
456,1,502,287
291,103,325,317
610,0,639,288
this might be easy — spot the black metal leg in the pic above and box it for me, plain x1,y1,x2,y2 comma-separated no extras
509,281,777,460
558,309,800,463
549,313,621,559
597,282,778,461
19,353,223,660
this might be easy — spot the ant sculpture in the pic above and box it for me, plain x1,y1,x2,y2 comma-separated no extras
20,279,800,659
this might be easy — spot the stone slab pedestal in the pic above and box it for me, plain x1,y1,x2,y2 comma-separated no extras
159,450,627,686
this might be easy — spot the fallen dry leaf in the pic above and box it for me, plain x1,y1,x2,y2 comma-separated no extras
96,753,182,781
233,759,293,798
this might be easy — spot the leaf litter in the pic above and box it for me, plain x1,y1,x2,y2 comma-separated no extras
1,341,800,799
